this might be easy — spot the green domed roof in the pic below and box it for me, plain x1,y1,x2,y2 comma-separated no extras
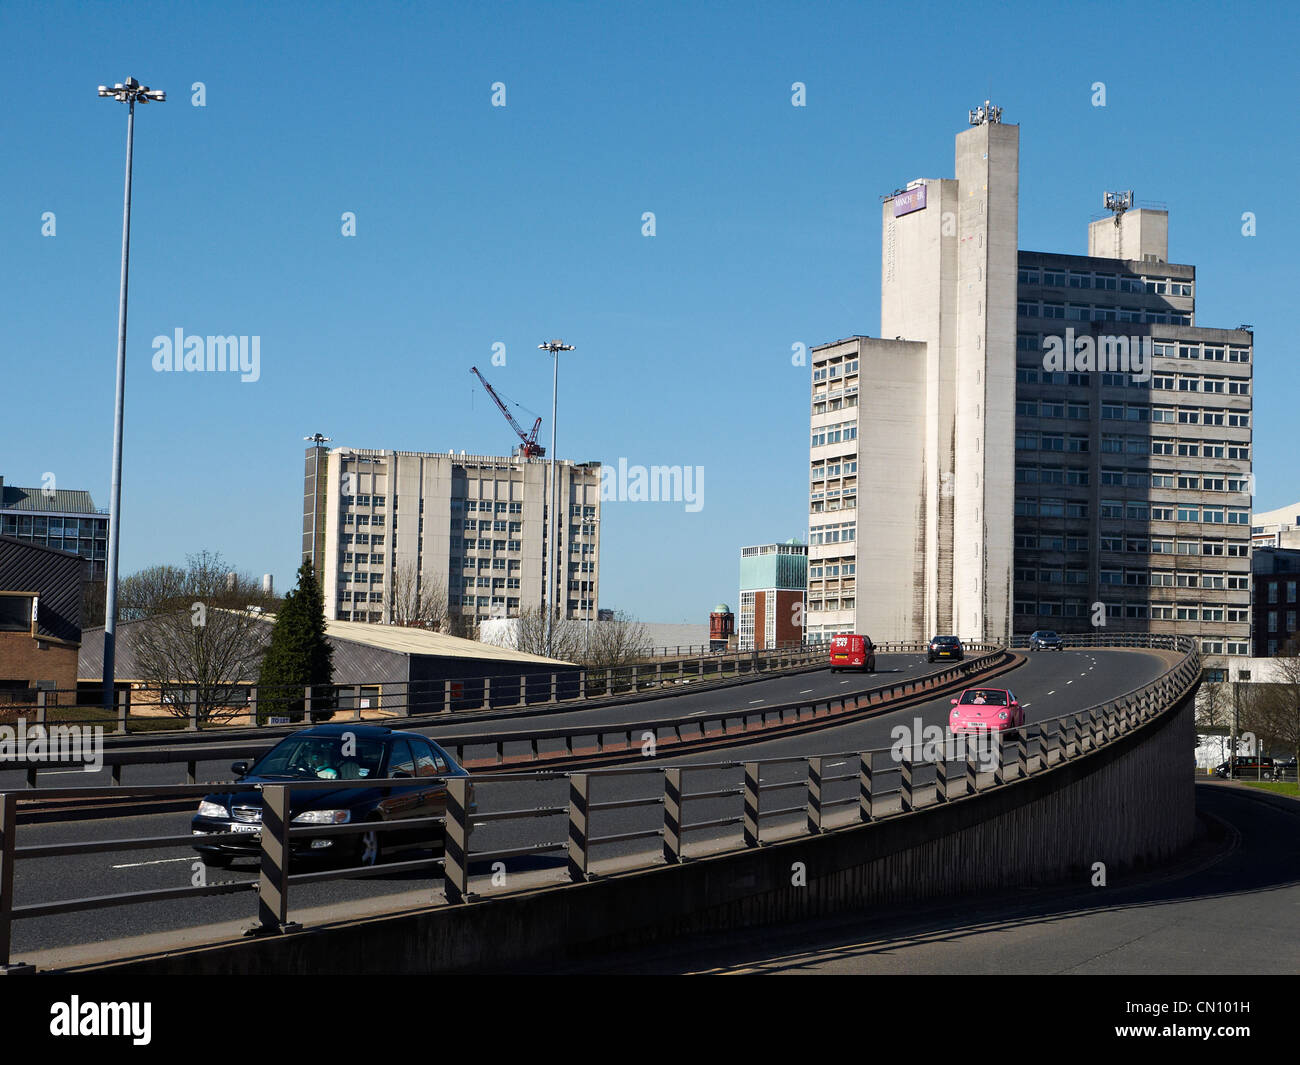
714,603,732,614
785,537,802,545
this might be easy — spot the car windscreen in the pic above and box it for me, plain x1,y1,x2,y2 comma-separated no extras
250,735,387,780
959,689,1007,706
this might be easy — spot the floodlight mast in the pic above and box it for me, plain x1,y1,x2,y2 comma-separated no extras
97,76,165,708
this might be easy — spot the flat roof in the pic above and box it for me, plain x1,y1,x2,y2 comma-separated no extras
324,617,574,667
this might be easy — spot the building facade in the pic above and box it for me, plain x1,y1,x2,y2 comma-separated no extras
807,107,1256,670
738,540,807,650
1252,548,1300,657
1252,500,1300,549
310,447,601,628
1013,232,1254,660
0,476,109,583
0,535,86,699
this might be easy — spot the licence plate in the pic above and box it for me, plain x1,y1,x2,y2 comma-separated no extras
229,822,261,834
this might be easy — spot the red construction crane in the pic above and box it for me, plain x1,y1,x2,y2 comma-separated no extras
470,366,545,458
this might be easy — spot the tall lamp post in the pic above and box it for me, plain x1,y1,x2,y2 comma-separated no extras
537,339,574,657
98,77,166,708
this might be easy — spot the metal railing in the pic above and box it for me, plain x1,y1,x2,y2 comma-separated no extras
9,642,842,735
0,635,1199,970
0,646,1012,790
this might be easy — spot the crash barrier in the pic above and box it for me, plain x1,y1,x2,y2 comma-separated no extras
1,646,1010,791
0,635,1197,971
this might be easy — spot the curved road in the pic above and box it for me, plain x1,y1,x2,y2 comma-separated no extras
9,648,1171,965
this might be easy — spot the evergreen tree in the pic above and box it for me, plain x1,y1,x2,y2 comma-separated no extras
257,561,335,722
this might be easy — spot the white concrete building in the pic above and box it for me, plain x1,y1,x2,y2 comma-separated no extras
308,446,600,628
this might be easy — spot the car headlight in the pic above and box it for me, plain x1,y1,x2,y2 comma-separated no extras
998,711,1009,720
292,809,351,824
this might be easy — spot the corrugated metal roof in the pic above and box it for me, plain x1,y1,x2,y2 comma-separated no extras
0,485,101,515
324,617,573,666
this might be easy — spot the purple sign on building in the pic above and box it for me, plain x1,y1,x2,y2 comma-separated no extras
893,185,927,217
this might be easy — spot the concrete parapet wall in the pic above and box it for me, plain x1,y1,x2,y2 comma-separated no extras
83,693,1195,975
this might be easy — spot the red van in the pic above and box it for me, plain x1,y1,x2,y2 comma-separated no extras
829,633,876,673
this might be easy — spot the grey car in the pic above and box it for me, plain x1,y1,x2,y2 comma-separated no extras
1029,630,1064,651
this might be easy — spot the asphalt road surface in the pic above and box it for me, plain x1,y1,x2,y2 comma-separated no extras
8,648,1173,963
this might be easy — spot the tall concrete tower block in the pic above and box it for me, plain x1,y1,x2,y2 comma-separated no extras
954,120,1018,643
876,116,1017,642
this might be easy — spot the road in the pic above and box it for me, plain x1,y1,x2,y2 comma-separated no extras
539,782,1300,975
8,648,1169,964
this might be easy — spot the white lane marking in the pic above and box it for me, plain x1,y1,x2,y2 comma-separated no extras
840,680,850,685
1080,673,1086,677
748,699,764,704
799,689,814,694
111,857,194,869
1047,690,1056,695
1022,703,1032,708
1066,680,1073,685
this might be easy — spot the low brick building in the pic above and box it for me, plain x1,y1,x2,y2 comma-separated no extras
0,535,86,705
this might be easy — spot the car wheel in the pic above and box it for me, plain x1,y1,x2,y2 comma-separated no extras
358,827,383,867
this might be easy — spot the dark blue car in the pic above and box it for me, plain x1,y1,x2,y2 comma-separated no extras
1028,630,1064,651
191,724,473,869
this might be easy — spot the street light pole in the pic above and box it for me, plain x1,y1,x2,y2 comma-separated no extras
98,77,165,708
538,340,574,658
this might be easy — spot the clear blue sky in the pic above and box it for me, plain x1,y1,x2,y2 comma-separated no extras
2,1,1296,621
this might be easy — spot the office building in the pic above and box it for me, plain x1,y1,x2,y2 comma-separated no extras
0,535,86,699
808,106,1256,668
308,446,601,628
738,540,807,650
1252,547,1300,657
1252,500,1300,549
0,476,109,582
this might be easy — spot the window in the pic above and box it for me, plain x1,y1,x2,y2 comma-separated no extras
386,740,416,777
0,595,32,632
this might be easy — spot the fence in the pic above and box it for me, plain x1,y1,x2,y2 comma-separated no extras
0,634,1199,970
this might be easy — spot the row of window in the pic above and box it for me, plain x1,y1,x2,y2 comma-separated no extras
809,563,857,578
808,598,857,611
1016,532,1250,557
811,359,860,382
1017,427,1250,455
1017,303,1192,326
1015,567,1250,596
339,495,387,508
1264,611,1299,634
809,521,856,546
810,460,859,481
0,515,108,538
1264,582,1300,604
1018,336,1250,364
810,421,858,448
1019,268,1193,295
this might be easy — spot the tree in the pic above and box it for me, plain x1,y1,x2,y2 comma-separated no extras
257,561,335,722
582,610,651,669
1195,678,1234,766
514,607,582,661
128,551,275,724
1259,640,1300,774
389,562,448,630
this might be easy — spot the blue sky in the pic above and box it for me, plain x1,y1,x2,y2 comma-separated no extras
2,1,1296,621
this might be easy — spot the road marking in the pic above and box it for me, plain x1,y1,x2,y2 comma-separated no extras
1022,703,1032,708
799,689,814,694
111,857,194,869
1066,680,1073,685
1047,690,1056,695
840,681,850,685
748,699,764,704
1080,673,1086,677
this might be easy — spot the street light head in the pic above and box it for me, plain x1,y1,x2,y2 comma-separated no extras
125,77,139,89
148,90,166,101
114,83,124,90
97,85,109,95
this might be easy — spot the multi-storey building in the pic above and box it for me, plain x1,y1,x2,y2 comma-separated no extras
1014,225,1254,661
308,447,601,627
808,104,1017,644
807,107,1256,670
1251,500,1300,549
738,540,807,650
0,475,107,582
1252,547,1300,657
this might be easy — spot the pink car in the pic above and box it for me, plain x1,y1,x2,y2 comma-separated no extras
949,687,1024,733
